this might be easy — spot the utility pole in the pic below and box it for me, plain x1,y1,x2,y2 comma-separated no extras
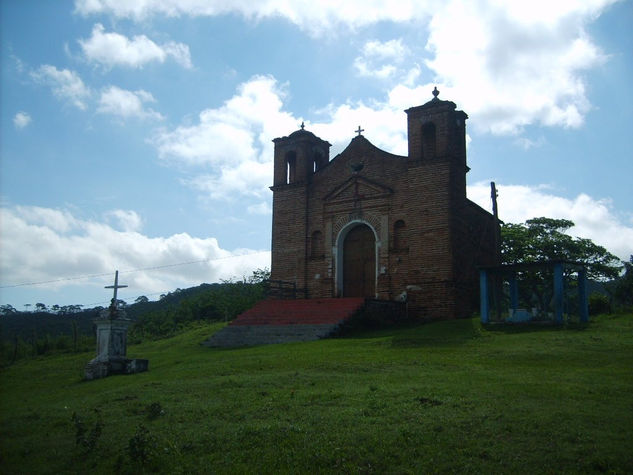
490,182,502,320
491,181,501,265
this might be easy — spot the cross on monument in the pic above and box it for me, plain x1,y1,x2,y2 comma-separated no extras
105,270,128,308
355,126,364,136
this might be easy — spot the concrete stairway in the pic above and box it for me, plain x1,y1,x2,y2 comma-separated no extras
202,298,365,348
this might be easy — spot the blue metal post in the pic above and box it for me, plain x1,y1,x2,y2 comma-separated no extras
554,263,564,324
578,267,589,322
480,270,489,324
509,273,519,313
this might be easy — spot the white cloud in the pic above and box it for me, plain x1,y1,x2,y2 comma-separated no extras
247,201,272,215
153,112,258,167
0,205,270,300
30,65,91,110
11,53,27,74
97,86,164,120
152,74,420,201
74,0,434,33
150,74,419,203
514,136,546,150
105,209,144,232
162,41,192,68
312,101,408,156
468,183,633,260
185,161,273,200
423,1,612,134
79,23,192,69
151,75,299,200
9,206,82,233
75,1,616,137
13,111,32,129
401,64,422,87
354,39,410,80
363,38,409,60
354,61,397,80
152,75,296,166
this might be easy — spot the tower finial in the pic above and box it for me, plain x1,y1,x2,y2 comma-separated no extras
432,86,440,99
300,121,305,130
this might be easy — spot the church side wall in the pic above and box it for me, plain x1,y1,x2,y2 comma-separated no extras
270,185,308,291
403,161,457,318
450,199,499,317
304,192,329,298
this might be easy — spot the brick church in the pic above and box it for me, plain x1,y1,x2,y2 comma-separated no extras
269,88,499,320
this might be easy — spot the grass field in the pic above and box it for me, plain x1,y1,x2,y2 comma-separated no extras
1,314,632,474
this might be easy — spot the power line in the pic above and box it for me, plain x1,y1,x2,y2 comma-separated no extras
0,251,270,289
0,271,113,289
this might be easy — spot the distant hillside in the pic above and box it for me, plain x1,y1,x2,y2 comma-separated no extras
124,283,223,320
0,280,266,343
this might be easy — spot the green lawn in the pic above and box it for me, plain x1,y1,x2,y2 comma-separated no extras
1,315,632,474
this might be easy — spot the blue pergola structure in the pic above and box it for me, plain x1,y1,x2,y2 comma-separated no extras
479,260,589,324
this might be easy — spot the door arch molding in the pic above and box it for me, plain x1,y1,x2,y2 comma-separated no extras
334,220,379,298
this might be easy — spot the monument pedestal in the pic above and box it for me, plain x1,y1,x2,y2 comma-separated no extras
84,308,148,380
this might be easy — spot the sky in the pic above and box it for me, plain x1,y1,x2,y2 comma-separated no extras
1,0,632,310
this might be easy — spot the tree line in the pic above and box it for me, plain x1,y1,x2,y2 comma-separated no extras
0,303,86,315
0,269,270,365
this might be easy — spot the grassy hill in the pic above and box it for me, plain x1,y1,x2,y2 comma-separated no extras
1,314,632,473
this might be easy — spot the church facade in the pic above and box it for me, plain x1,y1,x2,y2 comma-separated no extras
269,89,499,320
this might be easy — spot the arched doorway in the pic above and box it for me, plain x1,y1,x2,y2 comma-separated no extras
342,224,376,297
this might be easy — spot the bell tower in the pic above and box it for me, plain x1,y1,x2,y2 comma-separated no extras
405,87,469,200
270,124,331,291
405,87,468,165
272,123,330,187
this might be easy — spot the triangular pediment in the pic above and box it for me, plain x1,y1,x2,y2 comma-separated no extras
323,175,393,204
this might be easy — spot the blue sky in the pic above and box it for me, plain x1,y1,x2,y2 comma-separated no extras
1,0,632,309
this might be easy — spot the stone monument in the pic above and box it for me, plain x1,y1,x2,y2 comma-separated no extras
84,271,149,380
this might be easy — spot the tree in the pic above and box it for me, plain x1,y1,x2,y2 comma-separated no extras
248,268,271,284
501,217,621,280
135,296,149,304
613,255,633,308
0,304,18,315
500,218,622,314
35,303,47,312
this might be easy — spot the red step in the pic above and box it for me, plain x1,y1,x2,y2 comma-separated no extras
230,298,365,326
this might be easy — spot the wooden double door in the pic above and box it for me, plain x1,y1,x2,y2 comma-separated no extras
343,224,376,298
